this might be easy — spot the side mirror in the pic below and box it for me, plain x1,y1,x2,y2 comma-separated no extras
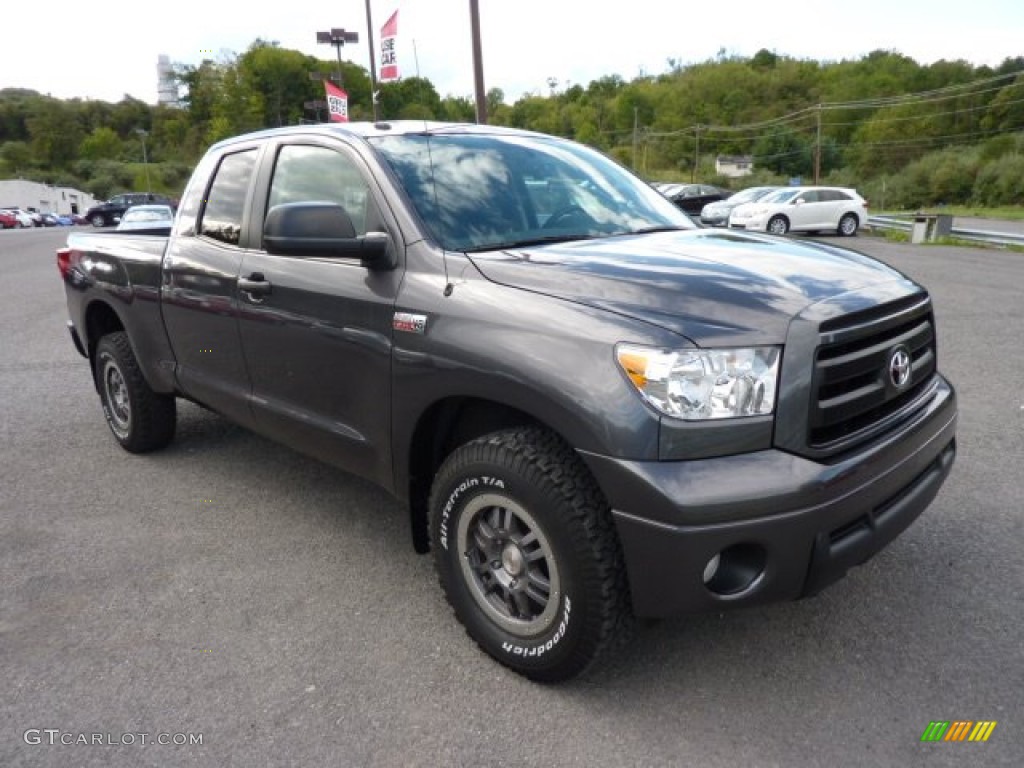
263,202,396,269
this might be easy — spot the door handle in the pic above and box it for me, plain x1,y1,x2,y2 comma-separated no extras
238,273,272,297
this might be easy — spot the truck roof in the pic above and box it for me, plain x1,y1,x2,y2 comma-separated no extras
209,121,545,151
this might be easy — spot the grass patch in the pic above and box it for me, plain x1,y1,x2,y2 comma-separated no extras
881,229,909,243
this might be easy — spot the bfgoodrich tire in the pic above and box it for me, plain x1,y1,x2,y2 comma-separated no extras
94,332,176,453
429,427,632,682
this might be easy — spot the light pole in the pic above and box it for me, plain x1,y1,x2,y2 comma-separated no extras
135,128,151,192
469,0,487,124
316,28,359,90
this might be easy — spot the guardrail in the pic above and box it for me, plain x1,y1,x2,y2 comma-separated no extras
869,215,1024,248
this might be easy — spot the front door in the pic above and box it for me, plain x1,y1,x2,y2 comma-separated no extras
235,140,402,488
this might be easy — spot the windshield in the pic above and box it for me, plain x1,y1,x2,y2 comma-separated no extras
730,186,776,205
762,189,800,204
123,206,173,223
370,132,695,252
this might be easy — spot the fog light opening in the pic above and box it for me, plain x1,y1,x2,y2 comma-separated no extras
702,553,721,584
704,543,767,597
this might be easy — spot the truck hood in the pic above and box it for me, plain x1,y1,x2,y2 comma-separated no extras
466,229,910,345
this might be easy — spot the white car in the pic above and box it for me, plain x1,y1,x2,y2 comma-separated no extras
1,207,38,228
115,204,176,232
729,186,868,236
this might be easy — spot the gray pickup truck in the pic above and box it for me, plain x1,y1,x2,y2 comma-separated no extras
57,122,957,681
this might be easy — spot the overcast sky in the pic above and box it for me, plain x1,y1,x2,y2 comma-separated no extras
4,0,1022,106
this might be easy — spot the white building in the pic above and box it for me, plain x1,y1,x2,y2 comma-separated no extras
715,155,754,178
157,54,179,107
0,179,100,215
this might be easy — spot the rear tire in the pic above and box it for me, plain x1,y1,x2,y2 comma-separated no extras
767,215,789,235
429,427,632,682
94,332,176,453
838,213,859,236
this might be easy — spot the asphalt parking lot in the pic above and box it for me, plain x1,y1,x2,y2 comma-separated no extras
1,227,1020,767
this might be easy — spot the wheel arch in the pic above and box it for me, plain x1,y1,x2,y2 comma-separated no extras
838,211,860,235
84,300,127,392
402,396,599,554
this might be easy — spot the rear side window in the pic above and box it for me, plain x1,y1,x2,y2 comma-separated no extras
200,150,258,246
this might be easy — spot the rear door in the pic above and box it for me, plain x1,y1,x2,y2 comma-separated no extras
235,138,403,488
161,144,261,427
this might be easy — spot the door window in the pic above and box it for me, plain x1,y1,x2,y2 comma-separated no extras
266,144,373,236
200,150,258,246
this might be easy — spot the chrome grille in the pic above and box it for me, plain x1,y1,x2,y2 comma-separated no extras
810,294,937,450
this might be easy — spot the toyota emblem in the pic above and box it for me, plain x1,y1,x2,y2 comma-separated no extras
889,346,912,389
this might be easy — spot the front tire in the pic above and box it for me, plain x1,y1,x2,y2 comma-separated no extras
90,213,106,227
838,213,859,236
767,215,789,235
94,332,176,453
429,427,632,682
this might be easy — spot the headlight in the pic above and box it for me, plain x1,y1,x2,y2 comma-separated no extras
616,344,781,420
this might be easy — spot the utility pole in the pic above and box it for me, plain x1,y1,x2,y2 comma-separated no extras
469,0,487,124
364,0,380,121
814,104,822,184
632,107,639,170
692,125,701,183
135,129,151,192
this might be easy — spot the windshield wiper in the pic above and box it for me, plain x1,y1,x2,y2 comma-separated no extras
620,225,692,236
462,234,598,253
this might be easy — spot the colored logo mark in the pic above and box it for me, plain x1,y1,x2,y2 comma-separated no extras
920,721,997,742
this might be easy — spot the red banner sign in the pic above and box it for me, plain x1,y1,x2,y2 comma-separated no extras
380,10,399,82
324,81,349,122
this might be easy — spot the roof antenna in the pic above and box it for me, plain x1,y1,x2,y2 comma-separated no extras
423,134,452,294
412,38,429,134
412,39,451,294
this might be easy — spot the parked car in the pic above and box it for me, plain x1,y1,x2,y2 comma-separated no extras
116,204,175,232
52,214,75,226
1,207,37,228
0,210,18,229
85,192,176,227
26,207,49,226
39,212,59,227
659,183,732,216
729,186,868,236
700,186,780,227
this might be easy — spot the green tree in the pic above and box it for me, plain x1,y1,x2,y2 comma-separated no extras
27,99,82,170
0,140,33,174
79,127,122,162
753,126,812,177
238,41,320,127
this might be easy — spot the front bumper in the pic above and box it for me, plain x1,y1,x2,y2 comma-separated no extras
700,210,729,227
580,376,957,617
